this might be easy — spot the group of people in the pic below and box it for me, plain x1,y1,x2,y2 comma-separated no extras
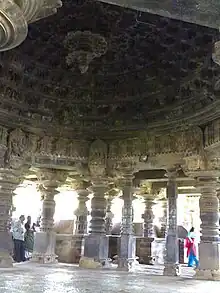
11,215,36,262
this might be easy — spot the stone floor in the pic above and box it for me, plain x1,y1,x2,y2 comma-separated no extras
0,262,219,293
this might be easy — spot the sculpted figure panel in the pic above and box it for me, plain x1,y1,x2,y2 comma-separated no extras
88,139,107,177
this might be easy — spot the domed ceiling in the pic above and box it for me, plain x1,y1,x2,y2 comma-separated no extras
0,0,220,139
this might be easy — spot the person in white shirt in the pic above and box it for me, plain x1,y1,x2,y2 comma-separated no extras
12,215,25,262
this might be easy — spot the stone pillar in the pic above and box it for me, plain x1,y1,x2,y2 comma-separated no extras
163,169,180,276
74,181,90,261
118,173,136,271
195,174,220,280
139,193,155,264
80,179,110,268
159,198,168,238
32,169,66,264
105,187,117,235
0,169,20,267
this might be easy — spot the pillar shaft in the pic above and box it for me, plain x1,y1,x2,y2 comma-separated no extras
105,198,114,235
195,175,220,280
82,179,110,267
89,182,107,234
159,198,168,238
0,169,20,267
139,194,155,264
75,189,89,235
163,169,180,276
118,173,136,271
74,186,89,263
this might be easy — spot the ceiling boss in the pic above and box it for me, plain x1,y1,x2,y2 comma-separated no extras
0,0,62,51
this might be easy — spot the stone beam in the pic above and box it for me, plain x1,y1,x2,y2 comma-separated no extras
98,0,220,28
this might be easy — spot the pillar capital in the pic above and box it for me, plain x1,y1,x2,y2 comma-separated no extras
37,168,67,188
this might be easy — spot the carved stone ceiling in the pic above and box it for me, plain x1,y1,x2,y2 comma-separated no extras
0,0,220,139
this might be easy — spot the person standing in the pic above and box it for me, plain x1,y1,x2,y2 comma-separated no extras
185,227,199,268
24,216,35,260
12,215,25,262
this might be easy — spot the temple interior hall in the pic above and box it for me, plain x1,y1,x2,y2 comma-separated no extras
1,0,220,291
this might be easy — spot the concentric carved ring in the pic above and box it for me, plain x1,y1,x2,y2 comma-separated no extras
0,0,28,51
14,0,43,23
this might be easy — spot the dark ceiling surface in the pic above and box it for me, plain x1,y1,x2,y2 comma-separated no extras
0,0,220,139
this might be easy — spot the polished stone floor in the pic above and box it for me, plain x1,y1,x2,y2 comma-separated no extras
0,262,219,293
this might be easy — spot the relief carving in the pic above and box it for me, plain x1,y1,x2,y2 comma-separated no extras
64,31,107,74
88,139,107,177
37,135,54,155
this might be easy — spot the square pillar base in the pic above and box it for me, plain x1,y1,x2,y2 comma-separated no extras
32,231,57,264
0,232,13,267
73,235,85,263
79,234,111,268
138,237,154,265
117,234,137,271
163,233,180,276
163,263,181,276
195,242,220,280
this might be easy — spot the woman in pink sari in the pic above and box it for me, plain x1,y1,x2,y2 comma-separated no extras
185,227,199,268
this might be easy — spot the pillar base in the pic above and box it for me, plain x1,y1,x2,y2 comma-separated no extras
32,231,57,264
138,237,154,265
82,234,111,267
0,252,13,267
0,232,13,267
74,235,85,263
79,256,111,269
195,242,220,280
163,263,181,276
195,269,220,280
117,234,137,271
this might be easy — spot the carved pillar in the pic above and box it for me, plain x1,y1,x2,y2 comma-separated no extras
139,192,155,264
163,169,180,276
159,198,168,238
32,169,66,264
81,179,110,267
194,174,220,280
105,187,118,235
79,139,111,268
118,172,136,271
74,180,90,261
0,169,21,267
